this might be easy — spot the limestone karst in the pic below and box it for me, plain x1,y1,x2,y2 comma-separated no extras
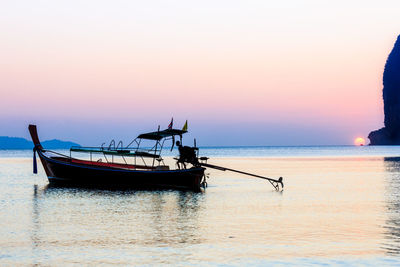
369,35,400,145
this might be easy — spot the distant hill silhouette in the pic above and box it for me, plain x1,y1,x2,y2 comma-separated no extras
0,136,80,149
369,35,400,145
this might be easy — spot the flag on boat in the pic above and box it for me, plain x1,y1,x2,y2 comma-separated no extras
168,118,173,129
182,120,188,131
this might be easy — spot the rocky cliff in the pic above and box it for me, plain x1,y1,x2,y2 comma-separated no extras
369,35,400,145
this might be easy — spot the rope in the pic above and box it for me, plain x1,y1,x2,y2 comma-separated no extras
33,146,38,174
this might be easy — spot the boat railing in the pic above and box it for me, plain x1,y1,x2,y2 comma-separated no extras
70,146,160,156
116,140,123,150
68,130,178,168
108,140,115,150
69,145,164,167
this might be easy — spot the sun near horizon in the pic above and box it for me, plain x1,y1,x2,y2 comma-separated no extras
354,137,366,146
1,1,399,146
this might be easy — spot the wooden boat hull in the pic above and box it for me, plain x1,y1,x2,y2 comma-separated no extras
37,150,206,191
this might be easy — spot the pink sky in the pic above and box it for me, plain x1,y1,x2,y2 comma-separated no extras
1,0,399,145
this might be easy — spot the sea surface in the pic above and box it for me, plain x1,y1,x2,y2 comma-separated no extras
2,146,400,266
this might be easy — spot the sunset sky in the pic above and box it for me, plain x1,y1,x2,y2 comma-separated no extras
1,0,400,146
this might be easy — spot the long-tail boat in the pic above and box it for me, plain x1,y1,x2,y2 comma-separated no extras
29,124,207,191
29,122,283,191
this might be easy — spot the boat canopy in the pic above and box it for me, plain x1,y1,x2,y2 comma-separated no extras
137,128,187,140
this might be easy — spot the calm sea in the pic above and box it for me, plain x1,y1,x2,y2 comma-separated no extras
1,146,400,266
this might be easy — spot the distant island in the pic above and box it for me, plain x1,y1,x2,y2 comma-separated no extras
369,34,400,145
0,136,80,149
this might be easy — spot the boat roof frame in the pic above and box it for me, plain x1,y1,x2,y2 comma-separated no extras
70,127,186,167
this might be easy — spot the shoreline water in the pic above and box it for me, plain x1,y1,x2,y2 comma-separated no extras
1,145,400,158
1,147,400,265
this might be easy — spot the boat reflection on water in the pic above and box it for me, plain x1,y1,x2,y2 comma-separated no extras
31,184,42,266
24,155,400,265
30,184,206,262
383,157,400,255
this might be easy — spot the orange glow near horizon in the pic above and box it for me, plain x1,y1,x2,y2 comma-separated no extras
0,1,398,145
354,137,366,146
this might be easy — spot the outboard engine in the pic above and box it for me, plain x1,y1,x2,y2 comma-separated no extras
176,141,199,167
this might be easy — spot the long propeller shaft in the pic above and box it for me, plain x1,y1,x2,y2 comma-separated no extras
198,162,283,190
